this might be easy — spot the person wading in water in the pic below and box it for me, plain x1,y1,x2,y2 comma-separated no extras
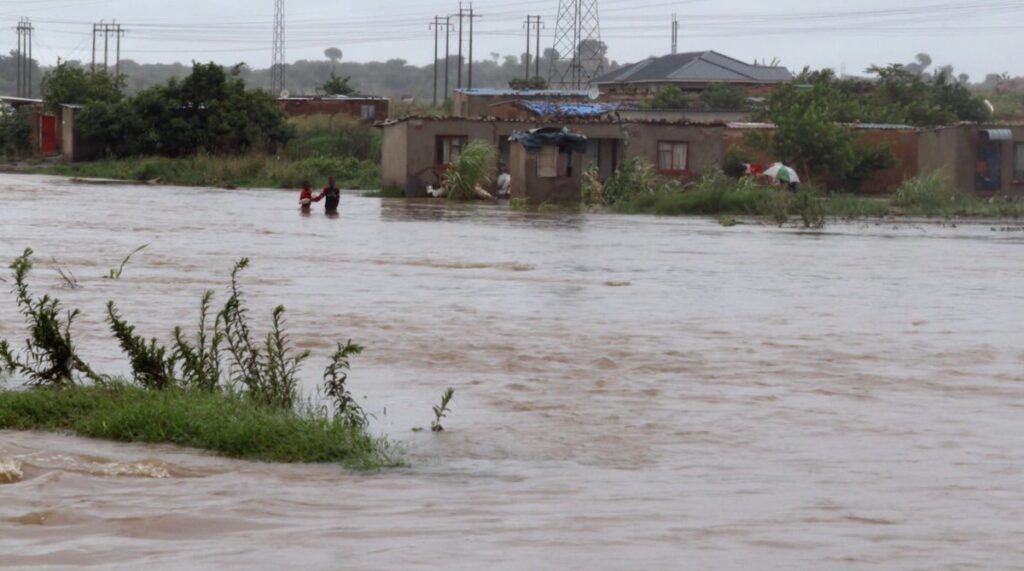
317,177,341,215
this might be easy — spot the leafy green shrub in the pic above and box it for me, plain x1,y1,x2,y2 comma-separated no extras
444,141,497,200
107,302,178,391
284,114,382,161
219,259,310,410
602,157,681,205
0,109,31,158
893,171,958,213
0,249,101,387
323,341,367,428
173,291,224,392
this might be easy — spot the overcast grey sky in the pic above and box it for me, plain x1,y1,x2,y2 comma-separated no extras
0,0,1020,79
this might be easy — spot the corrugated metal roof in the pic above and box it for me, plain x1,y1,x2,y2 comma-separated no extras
454,88,590,97
593,51,793,85
981,128,1013,141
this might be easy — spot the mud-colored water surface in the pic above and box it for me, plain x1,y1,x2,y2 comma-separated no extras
1,175,1023,570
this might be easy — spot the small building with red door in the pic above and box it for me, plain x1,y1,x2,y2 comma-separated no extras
0,96,61,156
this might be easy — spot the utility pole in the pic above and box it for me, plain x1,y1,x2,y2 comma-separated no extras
468,4,476,89
15,19,34,98
456,3,464,89
430,16,450,107
91,21,125,76
671,13,678,55
443,16,451,103
534,16,543,80
524,16,544,81
271,0,286,95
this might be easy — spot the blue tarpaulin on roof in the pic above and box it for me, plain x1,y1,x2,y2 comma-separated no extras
521,102,619,117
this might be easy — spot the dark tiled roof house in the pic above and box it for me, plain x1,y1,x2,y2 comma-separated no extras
593,51,793,96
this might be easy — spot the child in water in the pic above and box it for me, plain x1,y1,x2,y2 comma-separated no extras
299,182,314,212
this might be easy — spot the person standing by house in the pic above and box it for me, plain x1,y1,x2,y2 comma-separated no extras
318,177,342,214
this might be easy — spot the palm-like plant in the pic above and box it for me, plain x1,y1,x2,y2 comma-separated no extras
443,141,497,201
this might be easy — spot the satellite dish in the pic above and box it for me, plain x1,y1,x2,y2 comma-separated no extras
280,89,291,99
587,86,600,100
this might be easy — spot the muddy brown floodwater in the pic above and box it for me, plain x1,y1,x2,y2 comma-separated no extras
1,174,1023,570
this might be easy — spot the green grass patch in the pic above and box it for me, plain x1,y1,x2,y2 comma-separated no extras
40,154,381,190
0,383,395,469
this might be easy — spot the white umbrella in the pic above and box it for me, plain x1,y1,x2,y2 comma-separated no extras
763,163,801,184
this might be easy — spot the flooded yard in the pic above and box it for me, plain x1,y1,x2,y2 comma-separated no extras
1,174,1023,570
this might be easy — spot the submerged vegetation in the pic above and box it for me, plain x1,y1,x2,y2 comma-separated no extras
0,249,398,467
582,159,1023,225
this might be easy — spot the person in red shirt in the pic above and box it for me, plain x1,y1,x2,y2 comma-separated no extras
299,182,315,212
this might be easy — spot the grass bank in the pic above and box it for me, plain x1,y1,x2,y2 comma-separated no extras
34,114,383,190
0,383,393,468
0,250,402,469
41,154,381,190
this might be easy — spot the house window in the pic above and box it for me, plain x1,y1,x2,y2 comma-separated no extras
1015,143,1024,180
657,141,688,174
360,104,376,120
436,136,467,166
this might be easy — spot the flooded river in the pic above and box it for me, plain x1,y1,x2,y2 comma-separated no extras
1,174,1023,570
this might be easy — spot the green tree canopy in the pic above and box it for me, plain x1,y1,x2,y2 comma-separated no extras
322,71,355,96
40,61,125,112
644,86,691,110
699,83,749,111
77,62,292,157
508,76,548,90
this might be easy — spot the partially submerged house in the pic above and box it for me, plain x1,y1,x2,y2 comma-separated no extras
508,128,589,204
381,113,1024,199
593,51,793,99
379,116,726,198
278,95,389,121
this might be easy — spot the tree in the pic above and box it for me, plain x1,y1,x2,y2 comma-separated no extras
324,48,343,64
76,61,292,157
645,86,691,110
508,77,548,90
322,71,356,96
699,83,749,110
40,61,124,113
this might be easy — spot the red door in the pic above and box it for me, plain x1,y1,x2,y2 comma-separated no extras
40,115,58,155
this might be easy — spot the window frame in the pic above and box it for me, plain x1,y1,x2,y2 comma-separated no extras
360,104,376,120
657,140,690,176
435,135,468,168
